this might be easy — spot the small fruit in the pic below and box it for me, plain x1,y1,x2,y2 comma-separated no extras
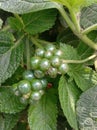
39,90,45,96
18,80,31,94
40,78,48,88
45,44,56,52
31,79,43,91
23,70,35,81
34,70,44,78
39,58,50,71
35,48,45,57
59,63,69,74
30,91,41,100
54,49,63,57
44,51,53,59
20,96,28,105
51,56,60,67
48,67,58,78
31,56,40,70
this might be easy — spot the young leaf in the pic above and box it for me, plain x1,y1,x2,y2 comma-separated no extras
76,86,97,129
22,9,57,34
28,91,57,130
0,113,19,130
0,87,26,114
0,32,24,84
58,76,80,130
0,0,57,14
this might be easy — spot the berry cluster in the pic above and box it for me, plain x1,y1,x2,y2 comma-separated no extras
31,44,69,78
12,70,48,104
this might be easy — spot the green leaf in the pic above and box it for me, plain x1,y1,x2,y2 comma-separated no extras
0,0,57,14
0,32,24,84
0,87,26,113
76,86,97,129
28,91,57,130
22,9,57,34
81,4,97,29
0,113,19,130
60,44,92,91
58,76,80,130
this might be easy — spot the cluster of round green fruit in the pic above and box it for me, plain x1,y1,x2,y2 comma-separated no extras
31,44,69,78
12,70,48,104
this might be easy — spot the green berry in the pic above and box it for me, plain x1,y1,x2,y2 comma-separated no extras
30,91,41,101
39,90,45,96
44,51,53,59
48,67,58,78
54,49,63,57
35,48,45,57
31,56,40,70
51,56,60,67
45,44,56,52
23,70,35,81
31,79,43,91
18,80,31,94
59,63,69,74
40,78,48,88
39,58,50,71
34,70,44,78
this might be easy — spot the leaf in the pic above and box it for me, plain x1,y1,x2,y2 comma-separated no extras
0,32,24,84
81,4,97,29
60,44,92,91
28,91,57,130
0,113,19,130
0,0,57,14
76,86,97,130
22,9,57,34
0,87,26,113
58,76,80,130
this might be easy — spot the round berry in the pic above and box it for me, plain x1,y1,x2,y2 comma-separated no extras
35,48,45,57
48,67,58,78
18,80,31,94
30,91,41,101
39,90,45,96
31,56,40,70
12,84,21,96
44,51,53,59
59,63,69,74
20,97,28,105
39,58,50,71
40,78,48,88
23,70,35,81
31,79,43,91
45,44,56,52
54,49,63,57
34,70,44,78
51,56,60,67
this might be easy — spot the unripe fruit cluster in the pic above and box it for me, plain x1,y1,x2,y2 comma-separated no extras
12,70,48,104
31,44,69,78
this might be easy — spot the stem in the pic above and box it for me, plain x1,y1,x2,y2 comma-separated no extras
26,38,31,70
36,39,55,45
77,34,97,50
57,4,76,31
1,25,10,31
14,14,25,28
69,10,80,33
82,24,97,35
62,53,97,64
31,37,43,48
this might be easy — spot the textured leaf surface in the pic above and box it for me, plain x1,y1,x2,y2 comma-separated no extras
76,86,97,130
0,113,19,130
0,32,23,84
58,76,79,130
0,87,26,113
28,92,57,130
0,0,57,14
22,9,57,34
60,44,91,91
81,4,97,29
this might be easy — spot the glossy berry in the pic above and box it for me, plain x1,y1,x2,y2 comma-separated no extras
12,84,21,96
31,56,40,70
35,48,45,57
23,70,35,81
34,70,44,78
39,58,50,71
51,56,60,67
44,51,53,59
39,90,45,96
48,67,58,78
20,97,28,105
59,63,69,74
30,91,41,101
31,79,43,91
45,44,56,52
18,80,31,94
40,78,48,88
54,49,63,57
